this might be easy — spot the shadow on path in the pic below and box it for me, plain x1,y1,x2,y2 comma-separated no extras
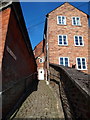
9,79,40,120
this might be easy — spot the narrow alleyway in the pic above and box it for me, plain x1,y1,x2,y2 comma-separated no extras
14,80,64,119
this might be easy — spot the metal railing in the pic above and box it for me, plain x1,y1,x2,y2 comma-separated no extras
1,72,37,95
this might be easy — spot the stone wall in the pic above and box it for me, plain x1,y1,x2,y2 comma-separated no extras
49,63,90,120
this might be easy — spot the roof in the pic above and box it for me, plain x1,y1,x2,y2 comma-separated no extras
0,0,12,10
46,2,89,16
34,40,44,50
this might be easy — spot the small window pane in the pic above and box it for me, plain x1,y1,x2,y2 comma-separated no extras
62,17,65,24
60,58,63,65
64,40,67,45
79,37,83,45
59,36,62,44
82,58,86,69
63,36,67,45
62,16,65,19
77,58,81,69
59,36,62,39
82,58,85,61
77,58,81,63
58,16,61,24
80,42,83,45
65,58,68,61
77,18,80,25
76,40,78,45
65,58,68,66
59,41,62,44
75,36,78,45
83,65,86,69
75,36,78,40
82,62,86,69
73,18,76,25
78,64,81,69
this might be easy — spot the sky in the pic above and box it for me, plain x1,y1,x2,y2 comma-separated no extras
20,2,89,49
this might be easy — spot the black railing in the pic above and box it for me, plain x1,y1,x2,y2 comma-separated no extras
2,72,37,95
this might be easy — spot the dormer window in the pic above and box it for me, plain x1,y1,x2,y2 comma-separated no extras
72,17,81,26
57,16,66,25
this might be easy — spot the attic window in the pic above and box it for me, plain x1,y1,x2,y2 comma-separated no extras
57,16,66,25
72,17,81,26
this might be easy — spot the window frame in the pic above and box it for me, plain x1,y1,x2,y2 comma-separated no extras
57,16,66,25
58,35,68,46
59,57,70,67
76,57,87,70
72,17,81,26
74,35,84,46
39,58,43,63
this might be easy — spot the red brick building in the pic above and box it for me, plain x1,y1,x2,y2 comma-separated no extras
34,40,45,80
0,1,37,118
35,2,89,83
43,2,89,77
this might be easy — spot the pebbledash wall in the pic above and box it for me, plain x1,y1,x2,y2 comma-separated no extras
44,2,89,74
0,1,37,118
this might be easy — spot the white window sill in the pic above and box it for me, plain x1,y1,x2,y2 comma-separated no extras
75,45,84,47
57,23,67,26
72,24,82,27
77,68,87,70
58,44,68,46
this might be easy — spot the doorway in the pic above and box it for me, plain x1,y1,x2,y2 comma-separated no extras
38,69,44,80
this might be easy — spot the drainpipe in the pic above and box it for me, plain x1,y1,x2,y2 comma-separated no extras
46,16,50,85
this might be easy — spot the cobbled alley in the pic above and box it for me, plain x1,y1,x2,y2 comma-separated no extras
14,80,64,119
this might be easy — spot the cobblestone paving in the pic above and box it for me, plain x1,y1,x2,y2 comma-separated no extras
14,81,64,119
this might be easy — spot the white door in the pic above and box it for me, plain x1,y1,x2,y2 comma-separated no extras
38,69,44,80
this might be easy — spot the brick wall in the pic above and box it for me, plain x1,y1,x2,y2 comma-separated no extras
1,6,37,118
0,8,11,118
0,8,11,68
47,3,88,73
34,40,44,70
